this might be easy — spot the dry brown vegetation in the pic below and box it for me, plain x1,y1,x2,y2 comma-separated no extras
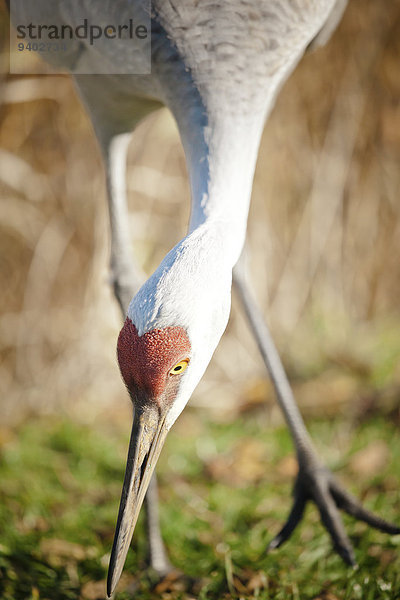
1,0,400,426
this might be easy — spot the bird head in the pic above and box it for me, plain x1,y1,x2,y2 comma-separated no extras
107,227,232,595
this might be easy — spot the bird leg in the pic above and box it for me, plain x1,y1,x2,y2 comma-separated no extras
145,474,174,577
105,132,172,577
105,133,145,312
232,265,399,565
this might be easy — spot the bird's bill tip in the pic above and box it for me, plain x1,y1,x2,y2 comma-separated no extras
107,406,169,597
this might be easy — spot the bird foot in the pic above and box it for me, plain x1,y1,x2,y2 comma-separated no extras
147,557,175,580
268,454,400,565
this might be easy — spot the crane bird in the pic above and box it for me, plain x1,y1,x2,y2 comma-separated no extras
9,0,399,596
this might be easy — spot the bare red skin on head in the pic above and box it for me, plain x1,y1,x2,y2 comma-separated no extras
117,318,191,400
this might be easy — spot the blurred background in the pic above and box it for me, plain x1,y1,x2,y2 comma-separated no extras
1,2,400,599
1,0,399,427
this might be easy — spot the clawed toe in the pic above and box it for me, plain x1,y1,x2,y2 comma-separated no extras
267,492,307,550
330,479,400,535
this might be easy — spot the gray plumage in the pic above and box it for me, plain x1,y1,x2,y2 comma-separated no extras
9,1,399,597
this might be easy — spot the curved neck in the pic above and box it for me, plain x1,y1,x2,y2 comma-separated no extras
152,0,336,272
189,116,264,227
182,111,266,269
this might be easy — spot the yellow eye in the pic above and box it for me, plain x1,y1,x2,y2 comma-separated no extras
169,359,189,376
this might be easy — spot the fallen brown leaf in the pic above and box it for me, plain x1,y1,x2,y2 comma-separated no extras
232,575,248,594
154,570,191,594
349,440,389,476
80,580,107,600
277,455,298,478
0,428,16,448
246,571,268,592
233,438,268,483
40,538,98,566
239,379,274,414
312,591,340,600
205,438,267,486
294,372,359,418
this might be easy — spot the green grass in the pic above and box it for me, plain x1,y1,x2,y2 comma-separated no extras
0,410,399,600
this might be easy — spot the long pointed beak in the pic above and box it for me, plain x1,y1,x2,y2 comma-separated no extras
107,405,169,597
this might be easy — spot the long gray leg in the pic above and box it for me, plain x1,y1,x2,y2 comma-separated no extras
106,132,144,311
233,261,399,565
105,131,172,576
